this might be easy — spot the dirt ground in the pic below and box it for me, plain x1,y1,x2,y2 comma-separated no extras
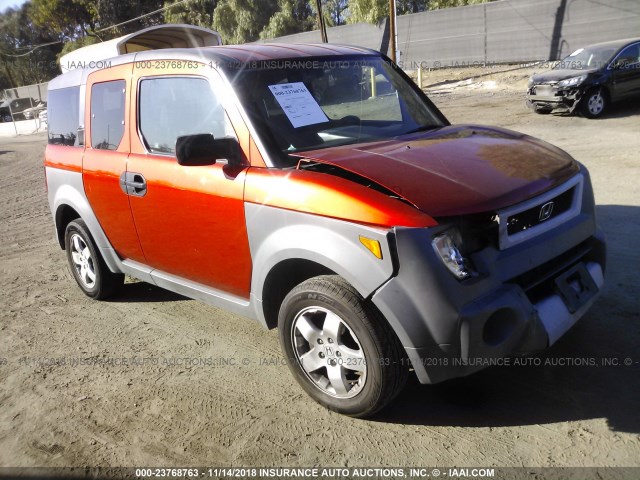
1,69,639,470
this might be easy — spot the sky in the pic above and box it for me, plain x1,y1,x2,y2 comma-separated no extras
0,0,27,14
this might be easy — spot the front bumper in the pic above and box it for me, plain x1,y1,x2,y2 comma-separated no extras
372,169,606,384
526,84,583,112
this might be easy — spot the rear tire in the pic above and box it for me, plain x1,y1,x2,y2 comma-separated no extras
64,219,123,299
278,275,408,417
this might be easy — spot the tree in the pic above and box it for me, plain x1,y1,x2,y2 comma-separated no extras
260,0,315,39
316,0,349,27
213,0,279,44
28,0,97,40
29,0,165,42
94,0,166,33
0,4,61,89
397,0,427,15
163,0,217,28
347,0,387,24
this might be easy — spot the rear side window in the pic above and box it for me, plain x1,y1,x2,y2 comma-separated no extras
91,80,125,150
138,77,230,155
48,86,80,146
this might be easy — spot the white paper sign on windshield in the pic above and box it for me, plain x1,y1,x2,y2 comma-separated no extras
268,82,329,128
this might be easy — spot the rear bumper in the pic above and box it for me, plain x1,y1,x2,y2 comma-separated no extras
372,169,606,384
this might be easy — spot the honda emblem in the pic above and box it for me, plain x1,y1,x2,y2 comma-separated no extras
539,201,554,222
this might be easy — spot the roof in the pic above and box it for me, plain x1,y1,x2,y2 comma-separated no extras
49,41,380,90
580,37,640,51
192,43,378,62
130,43,379,66
59,24,222,73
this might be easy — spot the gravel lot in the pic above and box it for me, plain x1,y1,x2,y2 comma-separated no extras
0,80,639,470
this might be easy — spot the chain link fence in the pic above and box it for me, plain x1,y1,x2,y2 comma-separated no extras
0,82,48,137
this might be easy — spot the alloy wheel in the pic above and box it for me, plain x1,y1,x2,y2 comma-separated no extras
587,92,604,116
69,233,96,289
291,306,367,399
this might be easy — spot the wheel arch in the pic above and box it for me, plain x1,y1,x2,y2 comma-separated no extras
261,258,335,329
585,83,610,98
47,168,123,274
246,204,397,330
55,204,81,249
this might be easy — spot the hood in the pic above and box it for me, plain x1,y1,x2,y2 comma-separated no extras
530,68,596,84
295,125,579,217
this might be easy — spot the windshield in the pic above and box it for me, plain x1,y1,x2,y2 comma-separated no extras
554,45,618,70
225,56,446,167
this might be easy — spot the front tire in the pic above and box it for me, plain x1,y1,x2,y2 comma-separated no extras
278,275,408,417
580,88,609,118
64,219,123,299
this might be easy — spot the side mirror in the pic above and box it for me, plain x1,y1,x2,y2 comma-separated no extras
176,134,244,166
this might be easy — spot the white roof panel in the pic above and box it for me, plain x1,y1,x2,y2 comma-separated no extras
59,24,222,73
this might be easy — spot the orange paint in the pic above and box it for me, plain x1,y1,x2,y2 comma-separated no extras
52,56,434,298
83,64,146,262
244,168,436,228
127,153,253,297
126,61,254,297
44,144,83,173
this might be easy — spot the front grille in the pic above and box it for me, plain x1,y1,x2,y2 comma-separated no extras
506,187,574,236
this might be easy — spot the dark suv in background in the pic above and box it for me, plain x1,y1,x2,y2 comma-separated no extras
527,38,640,118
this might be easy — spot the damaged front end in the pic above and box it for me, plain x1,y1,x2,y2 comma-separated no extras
526,78,586,113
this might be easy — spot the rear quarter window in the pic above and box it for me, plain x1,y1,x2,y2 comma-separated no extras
47,87,80,146
91,80,125,150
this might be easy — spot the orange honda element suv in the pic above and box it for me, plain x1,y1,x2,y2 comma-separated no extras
45,25,606,417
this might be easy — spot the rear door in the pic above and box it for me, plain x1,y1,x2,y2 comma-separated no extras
83,65,146,262
126,62,253,298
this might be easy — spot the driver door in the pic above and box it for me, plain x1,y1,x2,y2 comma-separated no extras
126,68,253,298
610,42,640,101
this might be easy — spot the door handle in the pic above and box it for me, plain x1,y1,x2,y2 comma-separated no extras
119,172,147,197
129,174,146,194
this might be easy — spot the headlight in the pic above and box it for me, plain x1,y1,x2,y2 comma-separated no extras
527,77,534,88
432,231,476,280
557,75,587,87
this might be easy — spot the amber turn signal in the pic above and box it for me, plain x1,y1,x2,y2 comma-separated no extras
359,236,383,259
